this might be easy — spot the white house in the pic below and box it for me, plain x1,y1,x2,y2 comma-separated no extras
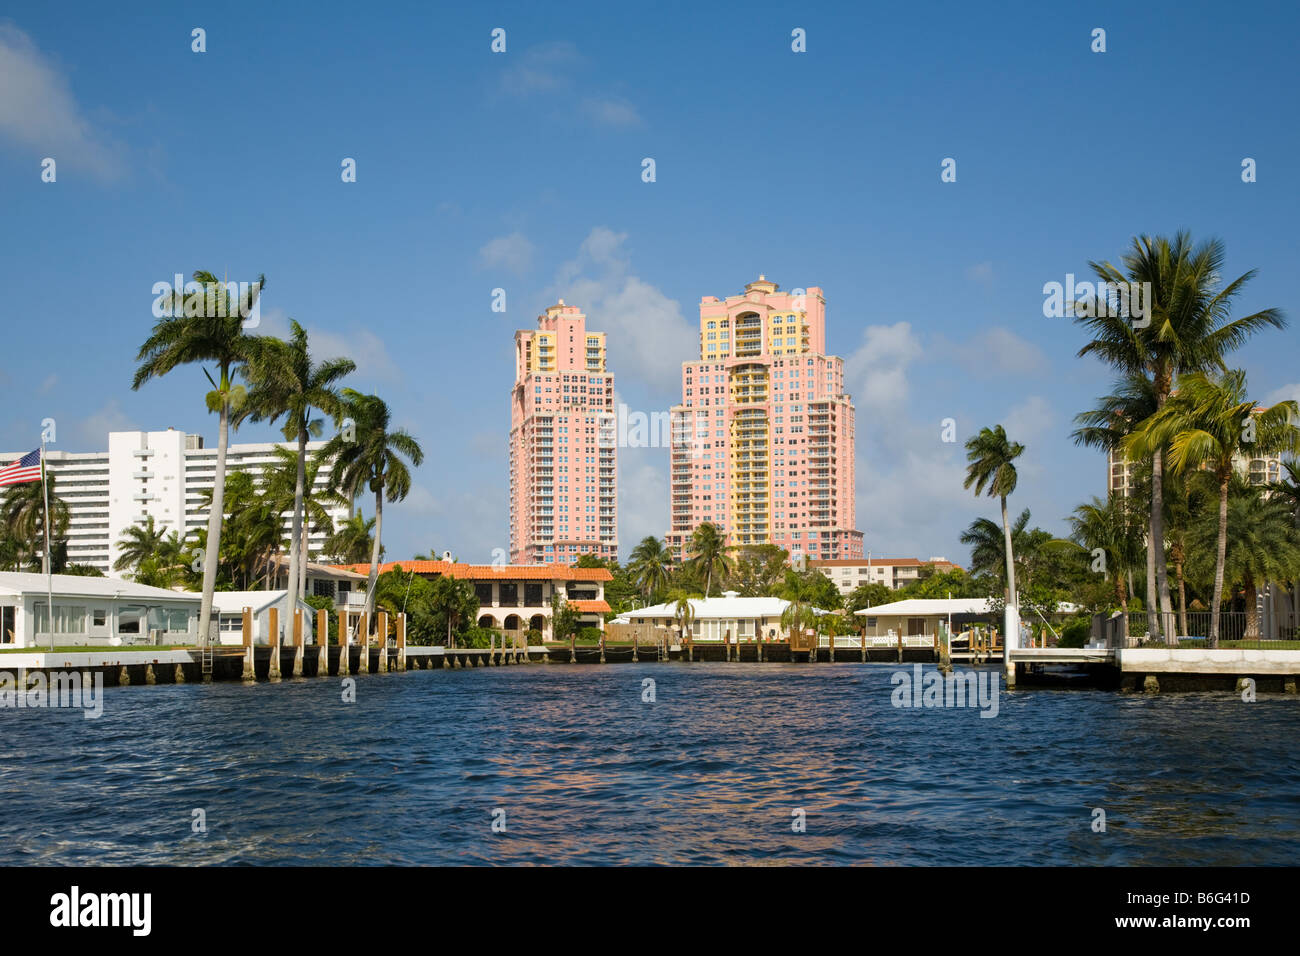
618,591,827,642
209,591,319,646
854,598,1080,645
0,572,200,648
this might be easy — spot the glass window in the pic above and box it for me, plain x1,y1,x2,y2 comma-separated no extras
34,603,87,635
117,605,145,634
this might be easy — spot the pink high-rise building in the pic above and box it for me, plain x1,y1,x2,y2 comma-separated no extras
666,277,862,563
509,301,618,564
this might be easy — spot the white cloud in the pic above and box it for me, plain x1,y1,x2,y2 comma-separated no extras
1265,382,1300,407
618,451,670,548
844,321,923,413
257,308,400,384
498,42,643,130
0,24,125,179
69,399,134,450
1001,394,1053,444
928,326,1048,376
499,41,582,96
547,227,696,391
478,231,535,275
579,96,643,128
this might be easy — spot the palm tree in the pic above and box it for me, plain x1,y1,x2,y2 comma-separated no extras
318,390,424,624
113,516,168,574
1270,459,1300,523
1127,369,1299,645
628,535,671,602
324,512,377,564
133,271,266,643
963,425,1024,648
1187,481,1300,640
0,475,70,573
687,522,731,598
1069,494,1144,640
670,592,696,651
241,321,354,623
261,446,346,586
961,510,1031,584
1074,233,1286,640
780,595,819,655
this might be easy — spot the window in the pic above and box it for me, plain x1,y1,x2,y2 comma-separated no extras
92,610,107,627
117,605,146,634
34,603,87,635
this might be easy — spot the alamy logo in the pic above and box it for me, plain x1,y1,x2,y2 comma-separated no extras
0,671,103,719
49,886,151,936
890,664,1000,718
151,274,261,328
1042,273,1152,328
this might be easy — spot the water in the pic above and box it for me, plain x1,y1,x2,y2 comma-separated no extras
2,663,1297,865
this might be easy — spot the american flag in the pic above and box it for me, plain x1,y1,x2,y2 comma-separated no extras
0,448,42,488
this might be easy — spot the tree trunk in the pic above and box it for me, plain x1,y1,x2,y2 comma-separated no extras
299,518,309,597
365,488,383,630
1000,495,1017,648
198,396,229,647
1144,499,1160,645
1115,575,1129,644
285,429,306,641
1151,446,1173,642
1175,554,1189,638
1209,472,1230,648
1244,579,1259,640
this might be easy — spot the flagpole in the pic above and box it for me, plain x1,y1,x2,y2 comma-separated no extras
41,441,53,651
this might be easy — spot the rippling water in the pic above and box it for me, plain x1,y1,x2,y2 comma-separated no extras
2,663,1297,865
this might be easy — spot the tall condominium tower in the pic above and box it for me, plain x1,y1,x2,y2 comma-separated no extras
0,429,348,573
665,277,862,563
509,300,618,564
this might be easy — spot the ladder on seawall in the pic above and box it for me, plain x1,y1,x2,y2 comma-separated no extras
201,620,215,675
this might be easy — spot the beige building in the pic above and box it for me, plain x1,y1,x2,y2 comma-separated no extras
331,560,613,638
1108,446,1284,496
812,557,962,596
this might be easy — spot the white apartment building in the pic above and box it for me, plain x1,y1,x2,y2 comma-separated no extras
0,429,348,573
1107,446,1284,497
811,557,963,597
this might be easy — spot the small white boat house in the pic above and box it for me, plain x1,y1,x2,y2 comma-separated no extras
0,572,201,648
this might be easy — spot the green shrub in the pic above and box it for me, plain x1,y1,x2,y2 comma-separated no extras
460,626,501,649
526,628,544,645
1058,616,1091,648
577,626,603,644
304,595,339,645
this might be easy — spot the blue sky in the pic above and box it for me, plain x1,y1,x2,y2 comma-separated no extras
2,0,1297,566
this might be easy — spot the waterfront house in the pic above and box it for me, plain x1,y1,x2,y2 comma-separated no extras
854,598,1080,645
0,571,200,648
329,560,613,640
617,591,824,642
209,591,319,646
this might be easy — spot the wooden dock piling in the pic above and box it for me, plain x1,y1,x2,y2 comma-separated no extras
292,608,304,677
358,612,370,674
267,607,281,682
336,609,348,675
377,611,389,673
397,613,407,670
241,606,256,682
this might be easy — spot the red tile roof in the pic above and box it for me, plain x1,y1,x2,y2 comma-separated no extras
329,561,613,582
569,600,612,613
